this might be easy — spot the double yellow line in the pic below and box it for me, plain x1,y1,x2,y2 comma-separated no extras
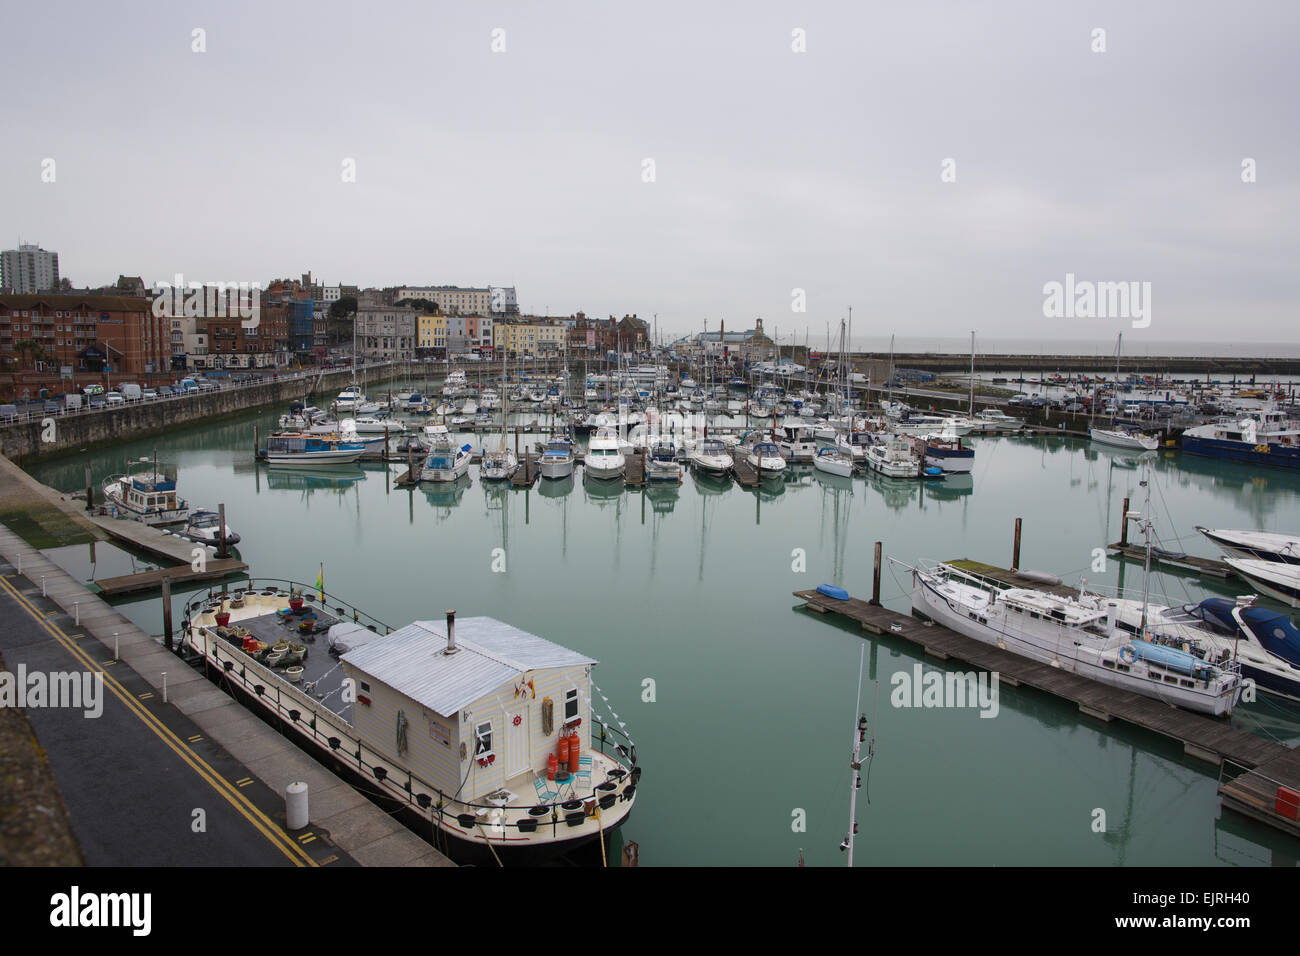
0,575,317,867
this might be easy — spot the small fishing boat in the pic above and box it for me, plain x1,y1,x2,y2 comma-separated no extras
102,462,190,525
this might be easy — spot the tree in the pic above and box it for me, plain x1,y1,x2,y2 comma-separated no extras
395,298,439,314
13,339,47,368
328,296,357,320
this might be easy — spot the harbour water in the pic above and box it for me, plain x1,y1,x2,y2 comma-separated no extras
26,403,1300,866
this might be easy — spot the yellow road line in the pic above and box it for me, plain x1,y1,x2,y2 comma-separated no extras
0,576,317,867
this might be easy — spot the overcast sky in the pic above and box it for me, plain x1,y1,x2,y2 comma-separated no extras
5,0,1297,348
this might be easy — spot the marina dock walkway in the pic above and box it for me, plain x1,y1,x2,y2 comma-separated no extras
0,523,453,867
794,574,1300,839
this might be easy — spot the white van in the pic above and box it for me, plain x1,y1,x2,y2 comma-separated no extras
64,393,83,411
120,383,143,401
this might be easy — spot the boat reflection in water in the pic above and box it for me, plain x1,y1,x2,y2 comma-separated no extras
644,480,680,514
925,472,973,500
582,473,627,505
261,464,366,494
864,471,923,511
536,474,575,499
812,468,854,493
420,473,472,510
691,471,733,496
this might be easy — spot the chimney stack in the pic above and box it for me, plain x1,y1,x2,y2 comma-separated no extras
445,610,458,655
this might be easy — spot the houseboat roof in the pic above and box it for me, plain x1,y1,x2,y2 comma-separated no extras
340,617,598,718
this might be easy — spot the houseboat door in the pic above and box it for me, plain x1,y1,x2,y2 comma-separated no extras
506,707,529,778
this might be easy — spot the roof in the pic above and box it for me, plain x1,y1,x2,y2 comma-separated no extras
0,294,149,312
340,617,597,718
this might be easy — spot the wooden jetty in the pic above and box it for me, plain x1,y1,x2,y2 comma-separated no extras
509,453,539,487
728,447,776,489
791,582,1286,768
1104,495,1235,578
624,452,647,487
86,512,248,596
1219,751,1300,839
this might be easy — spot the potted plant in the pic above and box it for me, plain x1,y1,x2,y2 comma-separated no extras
289,587,304,612
214,602,231,627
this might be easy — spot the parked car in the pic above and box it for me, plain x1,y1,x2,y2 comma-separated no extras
43,400,61,415
157,386,173,397
120,383,142,401
105,391,125,405
142,388,158,400
89,397,107,409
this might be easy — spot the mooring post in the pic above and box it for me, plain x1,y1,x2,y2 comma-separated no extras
254,425,259,461
1011,517,1023,571
217,503,228,559
84,462,93,511
162,576,173,651
1120,496,1130,548
871,541,883,606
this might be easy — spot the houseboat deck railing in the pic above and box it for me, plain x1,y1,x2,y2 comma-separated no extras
178,585,640,835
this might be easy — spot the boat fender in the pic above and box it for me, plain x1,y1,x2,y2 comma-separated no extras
1119,645,1137,665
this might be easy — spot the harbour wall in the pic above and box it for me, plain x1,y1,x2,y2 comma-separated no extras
0,367,370,464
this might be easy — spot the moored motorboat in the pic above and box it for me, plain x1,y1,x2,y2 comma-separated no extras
260,434,368,465
175,509,240,546
1196,527,1300,565
1224,559,1300,608
583,427,626,481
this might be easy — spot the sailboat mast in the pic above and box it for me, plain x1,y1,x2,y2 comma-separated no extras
847,645,866,867
969,330,975,415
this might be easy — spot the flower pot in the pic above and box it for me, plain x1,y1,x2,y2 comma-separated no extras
214,612,230,627
285,665,304,683
289,598,304,612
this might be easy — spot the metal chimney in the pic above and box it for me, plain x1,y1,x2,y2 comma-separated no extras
444,610,458,655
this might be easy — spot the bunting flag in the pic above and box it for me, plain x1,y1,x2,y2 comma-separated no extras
316,564,324,601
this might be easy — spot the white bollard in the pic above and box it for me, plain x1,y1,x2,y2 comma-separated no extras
161,672,168,703
41,575,46,596
74,602,79,624
114,633,119,660
286,781,309,830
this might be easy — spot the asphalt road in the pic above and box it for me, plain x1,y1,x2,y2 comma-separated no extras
0,564,352,866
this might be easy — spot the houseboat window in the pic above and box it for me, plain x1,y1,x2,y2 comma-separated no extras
359,681,370,693
475,721,493,757
564,688,579,722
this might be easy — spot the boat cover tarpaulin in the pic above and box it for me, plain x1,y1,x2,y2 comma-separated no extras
328,621,381,654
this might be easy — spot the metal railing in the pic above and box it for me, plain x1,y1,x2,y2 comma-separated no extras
177,585,640,837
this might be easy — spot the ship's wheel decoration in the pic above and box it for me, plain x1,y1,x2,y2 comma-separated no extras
512,715,522,727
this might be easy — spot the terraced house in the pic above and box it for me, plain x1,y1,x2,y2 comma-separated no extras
357,305,416,361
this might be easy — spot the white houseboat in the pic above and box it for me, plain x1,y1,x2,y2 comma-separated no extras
180,585,640,863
